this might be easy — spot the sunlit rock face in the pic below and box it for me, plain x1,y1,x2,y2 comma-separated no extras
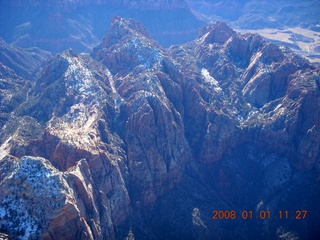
0,49,132,239
0,156,94,239
0,17,319,239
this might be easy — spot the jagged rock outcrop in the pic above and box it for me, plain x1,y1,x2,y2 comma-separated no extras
92,16,193,206
182,23,319,170
170,22,320,239
1,50,134,239
0,17,319,239
0,156,95,239
0,17,192,239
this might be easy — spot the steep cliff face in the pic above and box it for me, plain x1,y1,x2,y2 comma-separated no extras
0,156,95,239
92,16,193,207
167,22,320,239
1,49,132,239
0,18,319,239
0,17,193,239
192,24,320,169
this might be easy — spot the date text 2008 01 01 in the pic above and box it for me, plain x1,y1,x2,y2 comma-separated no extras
212,210,307,220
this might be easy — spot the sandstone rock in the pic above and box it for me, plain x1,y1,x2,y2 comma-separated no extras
198,22,235,44
92,17,163,77
0,156,93,240
93,17,193,207
0,18,319,239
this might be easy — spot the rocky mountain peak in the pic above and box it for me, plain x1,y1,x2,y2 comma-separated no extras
92,16,164,76
98,16,151,49
198,21,235,44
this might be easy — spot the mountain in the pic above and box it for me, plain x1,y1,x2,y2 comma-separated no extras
0,38,50,143
186,0,320,29
0,17,320,239
0,0,203,53
2,0,319,66
186,0,320,66
0,38,51,80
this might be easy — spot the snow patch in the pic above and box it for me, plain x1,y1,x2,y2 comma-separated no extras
0,156,72,239
106,67,124,114
201,68,222,92
0,136,12,161
47,55,103,150
64,55,98,102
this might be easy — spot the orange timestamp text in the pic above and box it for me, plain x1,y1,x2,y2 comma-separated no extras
212,210,307,220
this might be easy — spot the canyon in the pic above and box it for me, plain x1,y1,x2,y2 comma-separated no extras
0,0,202,53
0,11,319,240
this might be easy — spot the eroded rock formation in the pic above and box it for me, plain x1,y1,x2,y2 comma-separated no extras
0,17,319,239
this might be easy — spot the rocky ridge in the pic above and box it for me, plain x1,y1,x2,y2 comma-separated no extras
186,0,320,65
0,17,319,239
0,38,51,80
